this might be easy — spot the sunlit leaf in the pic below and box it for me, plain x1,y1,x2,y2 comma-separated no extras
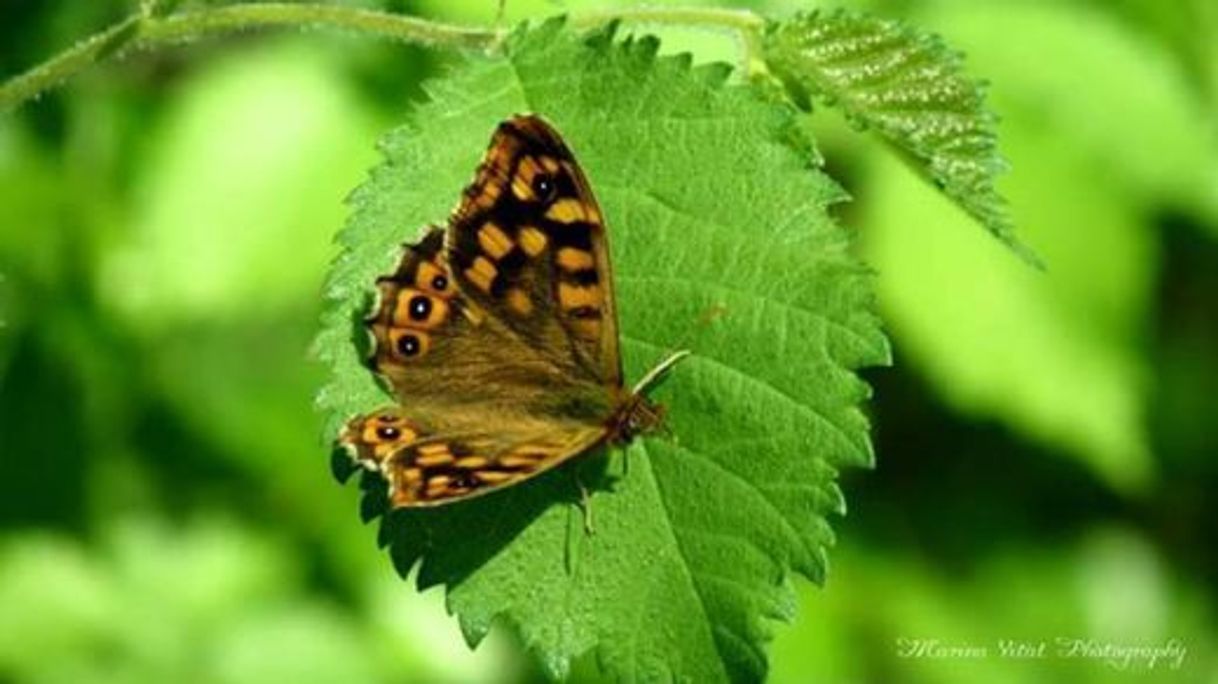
861,123,1153,491
763,9,1038,265
854,2,1218,491
317,19,888,683
923,3,1218,231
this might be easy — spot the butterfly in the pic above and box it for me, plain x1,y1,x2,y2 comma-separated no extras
336,114,688,509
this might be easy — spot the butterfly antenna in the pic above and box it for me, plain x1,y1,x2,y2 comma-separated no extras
632,349,691,396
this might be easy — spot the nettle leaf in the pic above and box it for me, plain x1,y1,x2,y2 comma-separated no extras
316,19,888,684
764,10,1039,266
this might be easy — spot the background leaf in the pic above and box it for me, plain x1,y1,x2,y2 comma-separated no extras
851,0,1218,492
763,9,1037,264
929,2,1218,231
316,20,888,683
769,528,1217,684
100,39,381,326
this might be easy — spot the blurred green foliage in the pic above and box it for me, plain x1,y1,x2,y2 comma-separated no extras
1,1,1216,683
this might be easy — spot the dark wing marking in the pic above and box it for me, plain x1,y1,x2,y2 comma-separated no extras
338,408,604,507
366,228,463,376
363,227,611,434
445,114,623,390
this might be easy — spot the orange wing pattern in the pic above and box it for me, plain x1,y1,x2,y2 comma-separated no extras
446,115,623,389
338,408,602,507
337,115,630,508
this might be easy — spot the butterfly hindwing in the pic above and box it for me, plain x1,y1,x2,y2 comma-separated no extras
339,408,604,506
446,115,623,390
366,228,462,386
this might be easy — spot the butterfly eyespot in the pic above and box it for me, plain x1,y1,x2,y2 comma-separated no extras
397,334,421,357
532,174,556,203
376,426,402,440
407,295,432,321
413,260,452,297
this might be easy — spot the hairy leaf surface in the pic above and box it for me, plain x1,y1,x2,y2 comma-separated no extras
316,20,888,683
764,10,1038,265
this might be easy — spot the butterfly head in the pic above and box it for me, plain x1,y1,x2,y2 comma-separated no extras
615,396,667,444
608,349,692,443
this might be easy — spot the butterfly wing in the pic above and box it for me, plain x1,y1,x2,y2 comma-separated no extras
338,408,603,506
341,115,630,508
446,115,623,391
350,231,608,507
365,224,612,435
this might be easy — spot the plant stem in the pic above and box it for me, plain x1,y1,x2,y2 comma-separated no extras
139,4,500,51
570,6,764,34
1,15,143,113
0,2,766,113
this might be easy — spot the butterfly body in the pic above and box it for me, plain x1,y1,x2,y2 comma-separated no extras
337,115,684,508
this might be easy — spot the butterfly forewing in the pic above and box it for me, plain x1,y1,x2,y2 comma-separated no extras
446,115,623,390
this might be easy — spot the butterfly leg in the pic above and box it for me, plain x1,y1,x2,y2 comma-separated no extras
575,475,595,536
618,447,631,480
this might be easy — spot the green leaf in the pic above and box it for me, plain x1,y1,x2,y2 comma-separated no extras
763,10,1040,266
861,119,1154,493
858,2,1194,492
919,2,1218,233
316,19,888,683
141,0,184,18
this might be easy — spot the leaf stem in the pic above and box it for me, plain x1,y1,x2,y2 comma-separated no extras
138,4,500,51
570,6,764,34
1,15,143,113
1,3,767,114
